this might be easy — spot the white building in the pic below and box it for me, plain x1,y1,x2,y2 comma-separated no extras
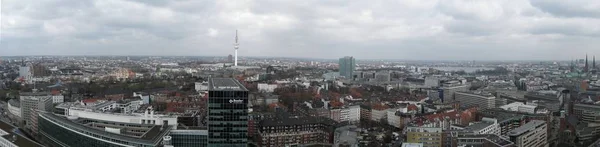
371,108,389,122
52,94,64,104
387,109,402,128
257,83,278,93
56,102,178,128
455,91,496,109
508,120,548,147
500,102,539,114
330,105,360,123
7,99,21,118
194,82,209,92
461,117,501,136
424,76,440,88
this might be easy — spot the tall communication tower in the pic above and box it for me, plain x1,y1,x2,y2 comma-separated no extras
234,30,239,67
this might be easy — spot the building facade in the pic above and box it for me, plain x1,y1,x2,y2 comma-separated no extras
406,126,443,147
338,56,356,78
38,113,171,147
19,92,53,130
508,120,548,147
455,91,496,109
207,78,249,146
169,129,208,147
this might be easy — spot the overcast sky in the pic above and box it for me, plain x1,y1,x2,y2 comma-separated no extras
1,0,600,60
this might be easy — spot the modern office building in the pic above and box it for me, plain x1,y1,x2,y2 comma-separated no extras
508,120,548,147
0,120,44,147
38,112,172,147
54,101,178,128
19,92,53,131
338,56,356,78
207,78,249,146
406,126,443,147
455,91,496,109
440,84,469,103
169,128,208,147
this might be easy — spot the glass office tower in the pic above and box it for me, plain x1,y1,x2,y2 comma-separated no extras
207,78,249,147
339,56,356,78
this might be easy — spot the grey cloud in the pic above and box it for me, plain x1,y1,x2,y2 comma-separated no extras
2,0,600,60
530,0,600,18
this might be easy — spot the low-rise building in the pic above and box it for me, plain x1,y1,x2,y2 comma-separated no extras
406,126,443,147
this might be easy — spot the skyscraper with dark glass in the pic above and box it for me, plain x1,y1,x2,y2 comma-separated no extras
208,78,249,147
339,56,356,78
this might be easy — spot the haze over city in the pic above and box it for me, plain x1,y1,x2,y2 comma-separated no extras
2,0,600,60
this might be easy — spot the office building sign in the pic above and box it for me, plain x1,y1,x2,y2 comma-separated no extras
229,99,243,104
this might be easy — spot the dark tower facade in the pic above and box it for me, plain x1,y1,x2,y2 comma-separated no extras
207,78,248,147
585,54,589,72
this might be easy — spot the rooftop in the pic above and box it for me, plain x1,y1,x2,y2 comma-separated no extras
208,78,248,91
458,134,514,147
40,113,170,145
508,120,546,136
0,120,44,147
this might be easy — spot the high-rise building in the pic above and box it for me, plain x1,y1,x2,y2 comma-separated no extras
228,54,233,63
338,56,356,78
207,78,249,146
508,120,548,147
19,92,53,131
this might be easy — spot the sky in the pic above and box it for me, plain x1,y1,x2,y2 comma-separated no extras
1,0,600,60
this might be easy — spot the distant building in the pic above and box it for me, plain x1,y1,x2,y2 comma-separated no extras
207,78,249,146
228,54,233,63
374,71,391,82
440,84,469,103
508,120,547,147
338,56,356,78
455,91,496,109
424,76,440,88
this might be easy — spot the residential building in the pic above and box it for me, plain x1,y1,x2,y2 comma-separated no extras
455,91,496,109
257,113,337,147
329,105,360,123
257,83,278,93
508,120,548,147
338,56,356,78
370,104,389,122
406,126,443,147
207,78,249,146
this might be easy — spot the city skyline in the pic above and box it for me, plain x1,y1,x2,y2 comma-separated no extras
2,0,600,60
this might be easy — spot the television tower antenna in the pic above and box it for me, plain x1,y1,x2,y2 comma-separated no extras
234,30,239,67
